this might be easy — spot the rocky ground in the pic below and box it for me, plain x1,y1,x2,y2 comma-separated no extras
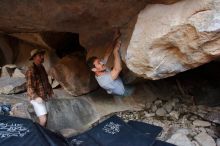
0,92,219,146
95,98,220,146
0,64,220,146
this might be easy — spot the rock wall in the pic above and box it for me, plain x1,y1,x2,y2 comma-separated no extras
125,0,220,79
0,0,151,51
49,53,98,96
1,0,219,81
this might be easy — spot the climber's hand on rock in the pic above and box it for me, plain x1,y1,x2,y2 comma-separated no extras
113,28,121,40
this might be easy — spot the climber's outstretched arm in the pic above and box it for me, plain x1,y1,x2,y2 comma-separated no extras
103,29,121,63
110,39,122,80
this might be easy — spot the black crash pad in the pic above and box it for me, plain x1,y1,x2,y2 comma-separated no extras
0,115,68,146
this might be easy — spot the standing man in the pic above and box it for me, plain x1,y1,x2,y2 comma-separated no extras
87,30,127,96
26,48,53,126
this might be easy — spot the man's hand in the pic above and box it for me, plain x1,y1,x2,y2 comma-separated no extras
35,97,43,103
111,39,122,80
114,40,121,53
103,29,121,63
113,28,121,40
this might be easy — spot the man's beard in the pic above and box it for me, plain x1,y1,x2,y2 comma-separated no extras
40,59,44,64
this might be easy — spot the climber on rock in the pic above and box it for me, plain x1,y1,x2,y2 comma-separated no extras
87,30,133,96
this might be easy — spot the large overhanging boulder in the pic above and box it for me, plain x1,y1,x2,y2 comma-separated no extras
0,0,149,51
0,0,182,51
125,0,220,80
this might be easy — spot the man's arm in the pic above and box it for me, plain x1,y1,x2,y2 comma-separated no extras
26,69,42,102
26,69,38,100
103,30,121,63
110,39,122,80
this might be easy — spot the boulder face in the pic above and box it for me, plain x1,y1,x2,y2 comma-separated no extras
49,53,98,96
0,65,26,94
46,98,98,131
125,0,220,79
0,77,26,94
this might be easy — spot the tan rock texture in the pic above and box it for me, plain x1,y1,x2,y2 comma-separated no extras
49,53,98,96
125,0,220,79
0,0,182,52
0,0,151,50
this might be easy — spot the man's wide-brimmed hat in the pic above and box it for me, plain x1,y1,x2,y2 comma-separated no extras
29,49,46,60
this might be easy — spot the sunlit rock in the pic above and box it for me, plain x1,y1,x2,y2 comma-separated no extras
126,0,220,79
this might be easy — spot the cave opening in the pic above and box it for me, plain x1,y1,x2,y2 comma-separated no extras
40,32,86,59
174,60,220,107
156,60,220,107
0,47,6,66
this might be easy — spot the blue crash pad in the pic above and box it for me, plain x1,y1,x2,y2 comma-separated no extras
69,115,155,146
127,120,162,138
68,115,176,146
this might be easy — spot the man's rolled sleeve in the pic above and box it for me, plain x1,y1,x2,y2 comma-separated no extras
26,70,38,100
